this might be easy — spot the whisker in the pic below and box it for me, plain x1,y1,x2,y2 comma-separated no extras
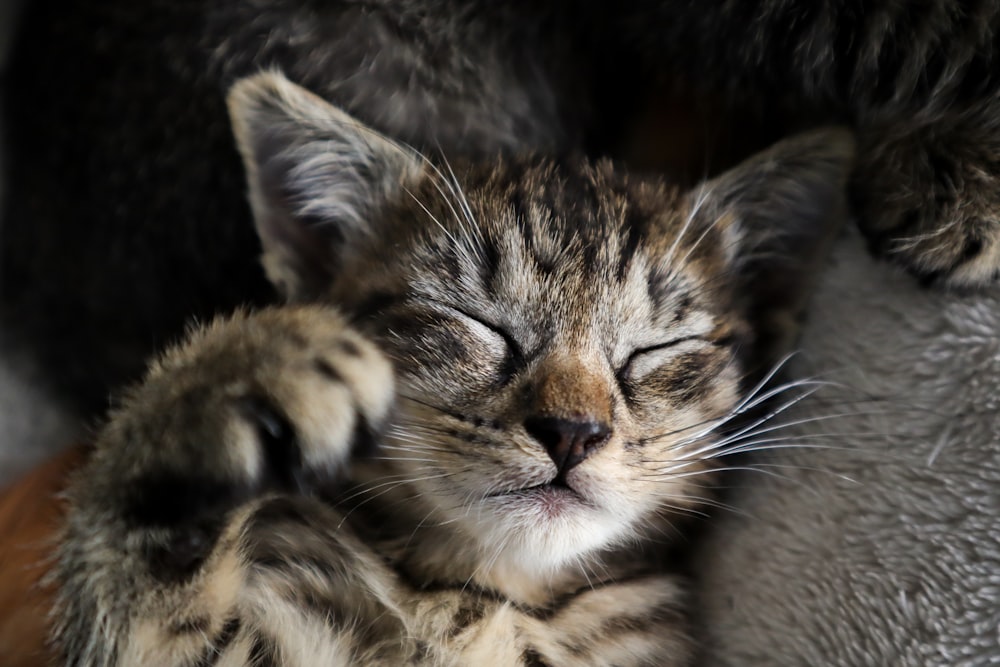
638,376,837,448
438,151,479,232
706,434,885,459
672,387,844,454
367,456,439,464
396,393,459,416
402,186,463,251
672,203,734,273
663,182,711,268
706,409,898,452
733,353,799,412
650,464,806,485
664,387,823,458
333,469,454,509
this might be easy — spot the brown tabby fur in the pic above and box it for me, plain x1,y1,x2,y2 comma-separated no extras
52,72,853,665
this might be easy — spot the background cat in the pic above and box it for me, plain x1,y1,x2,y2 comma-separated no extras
620,0,1000,285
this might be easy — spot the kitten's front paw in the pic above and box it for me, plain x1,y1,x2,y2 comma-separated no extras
92,305,393,575
854,118,1000,287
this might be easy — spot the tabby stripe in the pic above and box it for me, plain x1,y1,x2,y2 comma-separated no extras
670,293,693,324
250,553,357,593
170,616,210,637
523,574,662,620
335,336,362,357
313,358,344,382
559,607,686,662
349,412,380,459
123,472,249,528
248,631,281,667
243,396,306,494
447,603,487,638
646,266,673,316
247,495,317,533
615,204,646,282
192,617,241,667
522,647,553,667
478,234,503,295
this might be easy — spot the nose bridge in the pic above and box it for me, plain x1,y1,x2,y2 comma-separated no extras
531,351,612,423
525,349,614,476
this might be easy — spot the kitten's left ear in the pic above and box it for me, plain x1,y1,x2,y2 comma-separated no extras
696,128,856,364
227,70,425,300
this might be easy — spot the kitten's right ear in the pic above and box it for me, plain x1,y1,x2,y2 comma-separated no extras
227,71,424,300
690,127,855,367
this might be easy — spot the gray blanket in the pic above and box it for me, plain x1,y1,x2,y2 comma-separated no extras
697,229,1000,665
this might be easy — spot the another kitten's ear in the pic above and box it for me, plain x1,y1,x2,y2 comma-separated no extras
227,70,424,300
696,128,855,365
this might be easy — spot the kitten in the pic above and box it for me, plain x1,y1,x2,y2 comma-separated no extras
53,71,853,666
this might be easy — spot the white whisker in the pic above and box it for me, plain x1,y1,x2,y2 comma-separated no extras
663,182,710,268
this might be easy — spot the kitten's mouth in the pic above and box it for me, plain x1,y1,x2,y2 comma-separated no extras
489,478,575,497
488,480,590,516
523,480,571,493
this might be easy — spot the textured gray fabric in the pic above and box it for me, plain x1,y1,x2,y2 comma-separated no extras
699,228,1000,666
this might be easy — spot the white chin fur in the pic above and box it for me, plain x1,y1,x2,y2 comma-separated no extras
462,493,634,579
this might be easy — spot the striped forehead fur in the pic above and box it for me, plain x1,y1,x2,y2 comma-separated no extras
336,155,731,330
229,69,852,590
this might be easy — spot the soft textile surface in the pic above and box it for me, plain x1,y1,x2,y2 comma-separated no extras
698,228,1000,665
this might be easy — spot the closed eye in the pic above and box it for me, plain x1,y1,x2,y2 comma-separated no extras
429,302,527,382
619,335,709,385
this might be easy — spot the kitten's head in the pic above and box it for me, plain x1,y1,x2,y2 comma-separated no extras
228,72,852,586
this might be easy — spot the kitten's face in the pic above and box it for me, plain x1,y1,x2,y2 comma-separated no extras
328,160,745,570
228,72,852,579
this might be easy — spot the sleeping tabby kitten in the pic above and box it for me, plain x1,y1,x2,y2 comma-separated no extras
620,0,1000,286
53,72,852,666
